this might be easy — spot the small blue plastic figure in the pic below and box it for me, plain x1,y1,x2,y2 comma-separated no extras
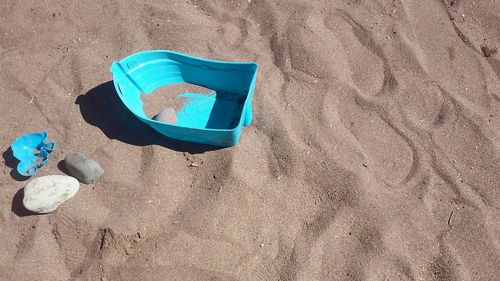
11,132,55,176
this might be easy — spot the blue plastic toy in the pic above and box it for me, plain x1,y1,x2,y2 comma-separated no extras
110,50,258,147
11,132,56,176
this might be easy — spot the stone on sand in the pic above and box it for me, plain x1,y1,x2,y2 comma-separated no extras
153,107,177,124
64,153,104,184
23,175,79,214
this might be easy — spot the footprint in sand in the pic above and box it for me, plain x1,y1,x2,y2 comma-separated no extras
325,12,389,97
338,93,414,186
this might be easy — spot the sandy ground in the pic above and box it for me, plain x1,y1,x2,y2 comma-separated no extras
1,0,500,280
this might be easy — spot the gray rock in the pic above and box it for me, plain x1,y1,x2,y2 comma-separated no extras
64,153,104,184
23,175,79,213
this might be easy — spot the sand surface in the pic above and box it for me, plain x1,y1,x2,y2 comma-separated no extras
1,0,500,280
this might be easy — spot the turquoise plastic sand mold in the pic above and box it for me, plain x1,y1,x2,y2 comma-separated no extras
11,132,55,176
110,50,258,147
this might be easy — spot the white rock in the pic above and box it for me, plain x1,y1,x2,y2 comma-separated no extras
23,175,79,213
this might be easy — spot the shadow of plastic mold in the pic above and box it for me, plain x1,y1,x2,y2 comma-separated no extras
110,50,258,147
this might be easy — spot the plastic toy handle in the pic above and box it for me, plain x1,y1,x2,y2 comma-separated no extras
110,62,142,93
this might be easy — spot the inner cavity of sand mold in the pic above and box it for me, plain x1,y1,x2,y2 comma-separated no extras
141,83,243,130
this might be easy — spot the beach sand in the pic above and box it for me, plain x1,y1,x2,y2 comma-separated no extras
1,0,500,280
